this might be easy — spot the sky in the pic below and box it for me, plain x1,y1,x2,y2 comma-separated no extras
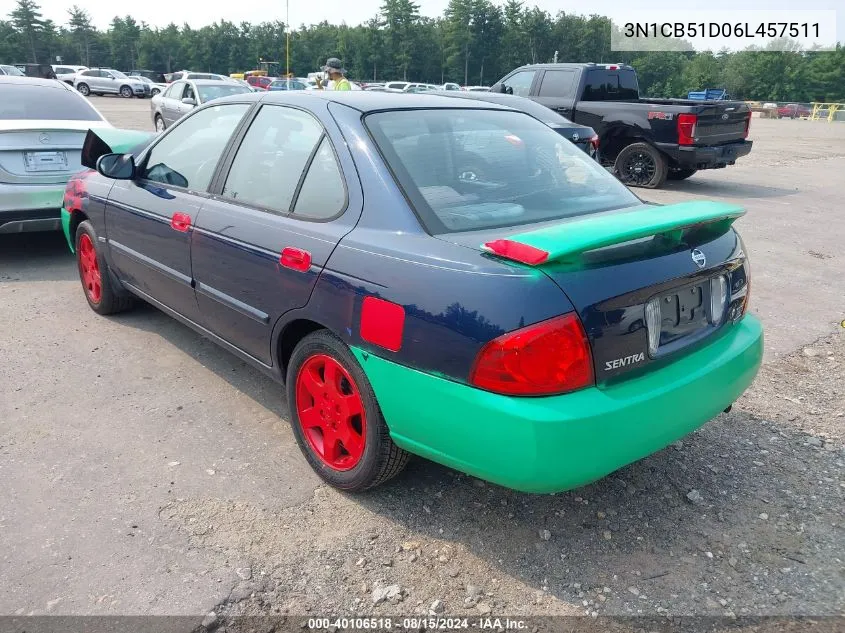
6,0,842,51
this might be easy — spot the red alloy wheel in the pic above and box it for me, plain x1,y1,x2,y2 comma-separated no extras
295,354,367,471
78,233,102,303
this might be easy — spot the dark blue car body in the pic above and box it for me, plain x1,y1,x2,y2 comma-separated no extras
63,91,761,492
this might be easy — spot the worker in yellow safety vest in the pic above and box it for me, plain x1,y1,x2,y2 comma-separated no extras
316,58,351,91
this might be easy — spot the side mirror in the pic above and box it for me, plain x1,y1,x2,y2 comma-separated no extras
181,97,196,106
96,153,135,180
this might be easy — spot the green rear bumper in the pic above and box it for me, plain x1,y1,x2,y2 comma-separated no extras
351,314,763,493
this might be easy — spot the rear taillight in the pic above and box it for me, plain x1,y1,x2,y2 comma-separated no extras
469,313,594,396
677,113,697,146
589,134,599,150
743,112,751,139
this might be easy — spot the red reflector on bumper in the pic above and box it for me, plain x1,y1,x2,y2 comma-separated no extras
482,239,549,265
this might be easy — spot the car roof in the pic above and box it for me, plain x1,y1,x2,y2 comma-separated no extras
0,76,72,90
428,90,589,129
187,79,235,86
255,91,517,113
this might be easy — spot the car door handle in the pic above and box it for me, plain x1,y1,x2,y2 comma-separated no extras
170,212,192,232
280,247,312,272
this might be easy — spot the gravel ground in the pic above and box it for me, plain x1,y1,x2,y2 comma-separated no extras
1,98,843,628
167,330,845,624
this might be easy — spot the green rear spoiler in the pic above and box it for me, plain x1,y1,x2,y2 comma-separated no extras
80,128,154,169
481,201,745,266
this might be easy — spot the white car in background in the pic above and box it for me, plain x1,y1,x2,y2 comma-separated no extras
442,82,461,91
464,85,491,92
134,75,167,96
52,64,88,85
0,76,112,234
384,81,410,92
0,65,26,76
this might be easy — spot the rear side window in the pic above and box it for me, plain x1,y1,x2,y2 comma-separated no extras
500,70,536,97
0,84,102,121
293,138,346,219
538,70,576,98
221,105,323,213
142,103,249,190
582,70,639,101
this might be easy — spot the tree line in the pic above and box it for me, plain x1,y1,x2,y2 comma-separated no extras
2,0,844,102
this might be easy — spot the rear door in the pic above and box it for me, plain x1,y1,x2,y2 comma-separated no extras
191,101,362,365
104,102,251,322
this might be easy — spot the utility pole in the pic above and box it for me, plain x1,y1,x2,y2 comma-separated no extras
553,50,559,63
286,0,290,82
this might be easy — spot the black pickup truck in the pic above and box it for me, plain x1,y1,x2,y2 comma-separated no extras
491,63,752,188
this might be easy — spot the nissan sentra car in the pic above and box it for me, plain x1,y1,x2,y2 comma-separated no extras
61,92,763,493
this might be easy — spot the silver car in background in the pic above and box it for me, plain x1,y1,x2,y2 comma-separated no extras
0,77,112,233
73,68,150,98
150,79,252,131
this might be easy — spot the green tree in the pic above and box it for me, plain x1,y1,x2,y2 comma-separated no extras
10,0,45,62
381,0,420,80
67,5,94,65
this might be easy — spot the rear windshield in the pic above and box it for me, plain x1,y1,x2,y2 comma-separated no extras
197,84,251,102
1,65,25,76
0,84,102,121
366,109,638,234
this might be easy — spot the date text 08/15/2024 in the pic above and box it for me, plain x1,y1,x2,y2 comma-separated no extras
307,617,529,630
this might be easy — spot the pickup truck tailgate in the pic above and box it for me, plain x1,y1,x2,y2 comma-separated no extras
694,103,750,145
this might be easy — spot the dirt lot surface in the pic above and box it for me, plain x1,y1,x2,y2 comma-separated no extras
1,96,843,628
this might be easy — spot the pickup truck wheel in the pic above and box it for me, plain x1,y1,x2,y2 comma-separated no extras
614,142,668,189
667,168,697,181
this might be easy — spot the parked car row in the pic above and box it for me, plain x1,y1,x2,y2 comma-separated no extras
369,81,491,93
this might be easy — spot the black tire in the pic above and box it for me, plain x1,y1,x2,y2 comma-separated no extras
286,330,410,492
667,168,698,181
154,115,166,132
151,88,160,96
614,142,668,189
119,85,133,98
75,220,134,315
76,82,90,96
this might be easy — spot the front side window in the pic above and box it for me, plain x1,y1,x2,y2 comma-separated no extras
141,103,250,190
166,82,185,99
366,109,638,233
183,84,196,101
221,105,323,213
501,70,536,97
